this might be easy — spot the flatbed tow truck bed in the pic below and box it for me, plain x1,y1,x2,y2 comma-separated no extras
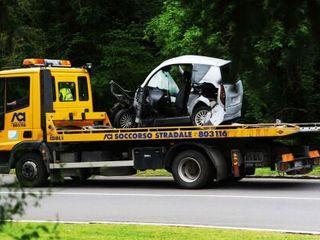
42,117,320,188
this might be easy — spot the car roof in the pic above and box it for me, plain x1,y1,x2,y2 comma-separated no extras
161,55,230,67
141,55,231,87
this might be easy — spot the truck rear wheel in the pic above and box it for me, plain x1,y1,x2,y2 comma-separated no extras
16,153,48,187
172,150,213,189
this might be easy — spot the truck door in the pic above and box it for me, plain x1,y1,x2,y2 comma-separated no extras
0,76,32,151
0,78,4,132
0,77,9,172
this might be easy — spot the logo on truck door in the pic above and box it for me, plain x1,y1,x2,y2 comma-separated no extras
11,112,26,127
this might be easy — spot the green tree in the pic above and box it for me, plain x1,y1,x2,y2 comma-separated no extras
146,0,320,123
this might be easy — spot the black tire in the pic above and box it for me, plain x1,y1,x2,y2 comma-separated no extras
171,150,213,189
113,109,136,128
191,105,210,126
16,153,48,187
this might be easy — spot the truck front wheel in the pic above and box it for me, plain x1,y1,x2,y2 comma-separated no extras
16,153,48,187
172,150,213,189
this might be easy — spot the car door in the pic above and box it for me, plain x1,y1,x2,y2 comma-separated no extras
146,70,171,106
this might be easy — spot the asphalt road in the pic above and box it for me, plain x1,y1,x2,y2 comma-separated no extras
1,175,320,233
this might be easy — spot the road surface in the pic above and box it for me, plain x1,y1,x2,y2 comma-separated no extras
1,175,320,233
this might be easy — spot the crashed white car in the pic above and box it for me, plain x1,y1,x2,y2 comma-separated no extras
110,55,243,127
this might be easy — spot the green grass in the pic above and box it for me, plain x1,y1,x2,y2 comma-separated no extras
255,166,320,177
0,223,319,240
137,169,171,177
137,167,320,177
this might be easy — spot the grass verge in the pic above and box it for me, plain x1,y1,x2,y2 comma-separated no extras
137,167,320,178
254,166,320,177
0,222,319,240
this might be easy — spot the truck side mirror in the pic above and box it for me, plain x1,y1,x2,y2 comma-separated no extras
83,63,93,76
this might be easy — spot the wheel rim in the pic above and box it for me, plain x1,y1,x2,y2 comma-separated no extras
194,109,209,126
120,112,134,128
177,157,201,183
21,161,38,179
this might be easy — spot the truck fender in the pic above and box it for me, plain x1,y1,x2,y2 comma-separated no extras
165,142,228,181
9,141,51,172
204,146,228,181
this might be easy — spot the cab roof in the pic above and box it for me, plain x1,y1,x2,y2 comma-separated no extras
0,67,88,76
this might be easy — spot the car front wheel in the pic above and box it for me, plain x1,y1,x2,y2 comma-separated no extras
113,109,136,128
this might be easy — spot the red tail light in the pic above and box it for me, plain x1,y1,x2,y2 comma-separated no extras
220,85,226,105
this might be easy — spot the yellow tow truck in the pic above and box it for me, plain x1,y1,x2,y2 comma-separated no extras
0,58,319,188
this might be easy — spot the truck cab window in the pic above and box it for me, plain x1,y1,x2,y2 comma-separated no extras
6,77,30,112
0,78,4,130
58,82,76,102
78,77,89,101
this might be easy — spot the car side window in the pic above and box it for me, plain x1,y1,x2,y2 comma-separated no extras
58,82,76,102
6,77,30,112
192,64,211,83
220,63,236,84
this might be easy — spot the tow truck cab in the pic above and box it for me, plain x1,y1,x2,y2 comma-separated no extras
0,59,110,172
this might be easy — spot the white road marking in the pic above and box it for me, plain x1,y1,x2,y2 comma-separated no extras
0,191,320,201
7,219,320,235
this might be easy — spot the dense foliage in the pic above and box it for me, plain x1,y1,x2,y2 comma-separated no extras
1,0,320,122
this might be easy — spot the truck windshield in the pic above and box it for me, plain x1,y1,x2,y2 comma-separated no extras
6,77,30,112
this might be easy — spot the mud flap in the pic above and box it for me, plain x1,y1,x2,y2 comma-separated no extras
0,165,10,174
0,152,11,174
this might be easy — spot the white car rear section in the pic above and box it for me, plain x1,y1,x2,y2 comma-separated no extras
220,80,243,121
